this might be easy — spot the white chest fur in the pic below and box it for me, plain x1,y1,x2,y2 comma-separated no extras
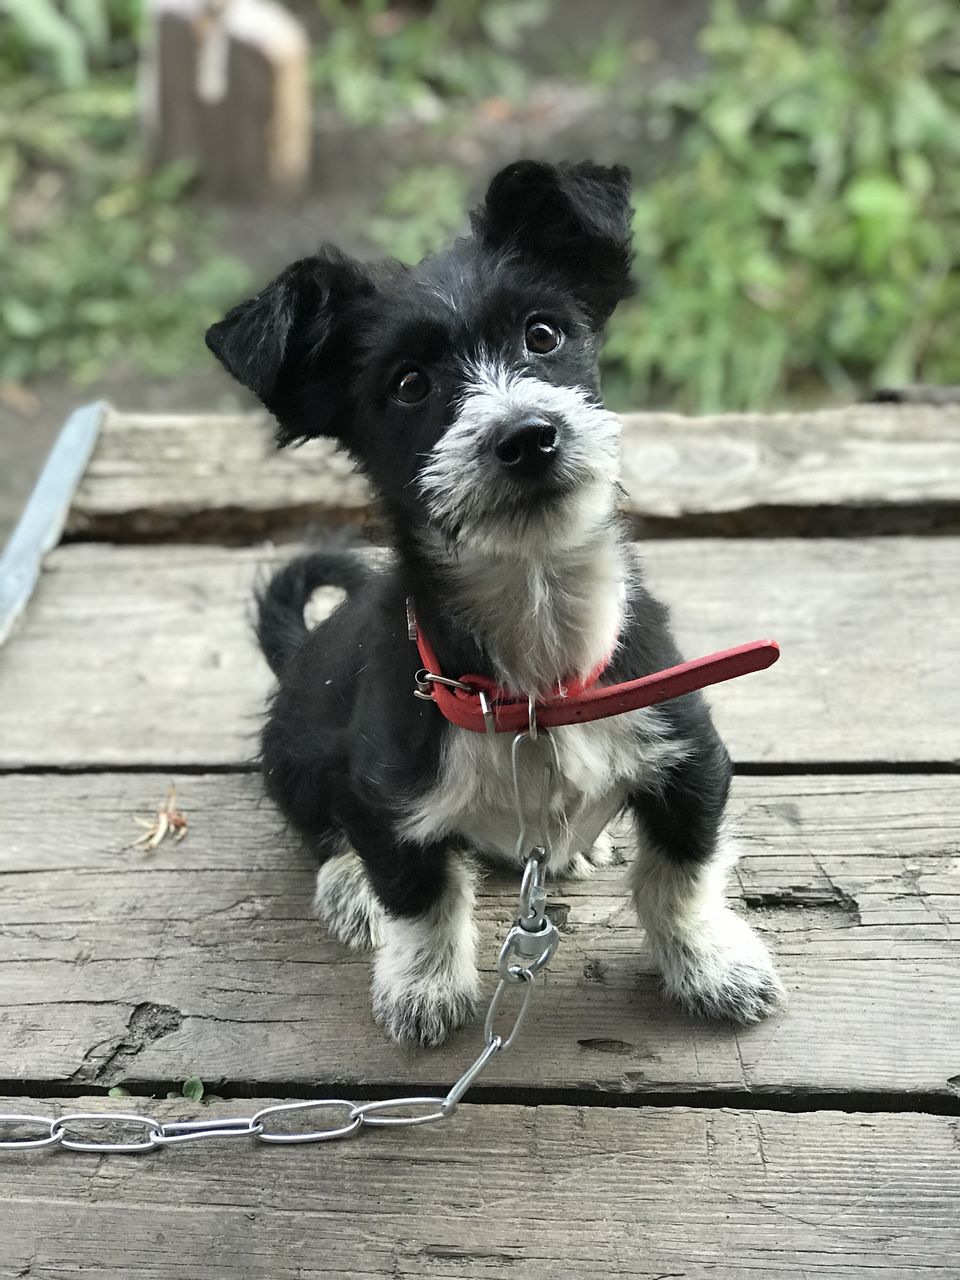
402,709,687,871
437,535,627,696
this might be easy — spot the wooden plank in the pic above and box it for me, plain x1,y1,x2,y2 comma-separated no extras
0,401,104,647
0,538,957,767
1,1098,958,1278
1,772,957,1095
66,407,370,541
66,403,960,540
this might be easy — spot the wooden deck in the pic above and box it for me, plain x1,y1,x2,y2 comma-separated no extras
1,403,958,1278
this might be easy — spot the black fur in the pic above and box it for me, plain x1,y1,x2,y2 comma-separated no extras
255,548,370,678
207,159,776,1046
258,555,450,915
471,159,635,321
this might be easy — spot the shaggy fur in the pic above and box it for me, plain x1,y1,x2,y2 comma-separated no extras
206,159,783,1046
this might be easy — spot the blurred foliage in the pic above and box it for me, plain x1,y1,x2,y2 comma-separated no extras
312,0,551,125
0,0,249,385
4,0,958,407
366,164,470,262
604,0,960,410
1,0,140,87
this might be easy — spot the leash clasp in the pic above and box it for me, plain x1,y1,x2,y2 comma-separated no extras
497,852,560,983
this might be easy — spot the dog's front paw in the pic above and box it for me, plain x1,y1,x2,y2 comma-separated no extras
372,983,476,1048
655,910,784,1024
371,922,479,1047
371,963,477,1047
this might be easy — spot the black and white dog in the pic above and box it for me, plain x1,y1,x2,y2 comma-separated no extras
206,160,783,1047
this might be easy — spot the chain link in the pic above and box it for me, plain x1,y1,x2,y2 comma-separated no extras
0,730,563,1156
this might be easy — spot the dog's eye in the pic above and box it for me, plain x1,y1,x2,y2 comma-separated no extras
525,318,563,355
391,367,431,405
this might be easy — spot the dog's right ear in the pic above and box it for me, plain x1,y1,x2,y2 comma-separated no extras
472,160,634,322
205,249,373,446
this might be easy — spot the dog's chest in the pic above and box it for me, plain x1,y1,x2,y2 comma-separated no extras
440,542,627,696
403,709,683,869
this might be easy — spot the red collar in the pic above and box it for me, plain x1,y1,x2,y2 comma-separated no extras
410,605,779,734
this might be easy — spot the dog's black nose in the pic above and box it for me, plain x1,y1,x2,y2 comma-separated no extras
494,416,558,475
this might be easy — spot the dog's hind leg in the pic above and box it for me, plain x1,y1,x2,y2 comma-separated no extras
628,741,783,1024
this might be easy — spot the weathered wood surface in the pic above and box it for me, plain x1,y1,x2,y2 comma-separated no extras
1,538,957,767
0,402,104,646
66,403,960,540
2,1098,959,1280
4,400,960,1279
2,772,957,1096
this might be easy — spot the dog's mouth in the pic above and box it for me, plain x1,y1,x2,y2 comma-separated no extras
424,461,606,555
496,463,579,508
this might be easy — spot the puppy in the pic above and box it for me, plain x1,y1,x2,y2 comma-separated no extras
206,160,783,1047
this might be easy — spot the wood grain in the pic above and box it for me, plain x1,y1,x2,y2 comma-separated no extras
1,1097,958,1279
0,538,957,767
1,772,957,1095
66,403,960,540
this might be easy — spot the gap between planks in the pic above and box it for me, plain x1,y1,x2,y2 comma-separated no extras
3,1079,959,1119
3,761,960,777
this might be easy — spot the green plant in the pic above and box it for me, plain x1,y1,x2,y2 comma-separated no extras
603,0,960,411
0,2,248,386
109,1078,223,1103
0,0,140,88
173,1076,205,1103
366,164,471,262
0,75,249,384
311,0,551,126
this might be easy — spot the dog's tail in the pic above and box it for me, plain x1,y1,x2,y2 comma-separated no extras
256,549,371,678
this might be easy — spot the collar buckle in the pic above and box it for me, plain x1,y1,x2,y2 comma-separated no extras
414,668,476,701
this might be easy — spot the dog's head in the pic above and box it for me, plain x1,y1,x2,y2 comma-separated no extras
206,160,633,555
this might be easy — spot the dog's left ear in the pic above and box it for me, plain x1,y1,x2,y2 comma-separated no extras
205,248,374,446
472,160,634,322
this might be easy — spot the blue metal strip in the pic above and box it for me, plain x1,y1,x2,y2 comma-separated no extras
0,401,106,647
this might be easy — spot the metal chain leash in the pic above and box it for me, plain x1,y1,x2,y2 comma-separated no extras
0,731,562,1155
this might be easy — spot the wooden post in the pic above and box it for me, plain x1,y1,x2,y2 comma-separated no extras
141,0,311,202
